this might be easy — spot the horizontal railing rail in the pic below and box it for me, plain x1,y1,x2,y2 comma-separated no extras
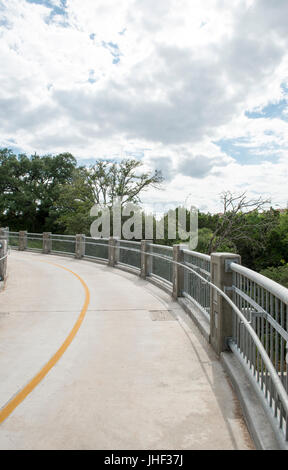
0,253,8,261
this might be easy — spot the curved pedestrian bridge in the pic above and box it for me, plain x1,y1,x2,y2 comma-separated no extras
0,251,253,450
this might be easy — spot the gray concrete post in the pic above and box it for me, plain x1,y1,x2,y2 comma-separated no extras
172,244,188,300
140,240,152,279
19,231,28,251
43,232,52,254
210,252,241,356
75,234,85,259
0,227,9,241
0,239,8,282
108,237,119,267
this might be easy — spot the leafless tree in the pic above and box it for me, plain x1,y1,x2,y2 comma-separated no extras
208,191,276,254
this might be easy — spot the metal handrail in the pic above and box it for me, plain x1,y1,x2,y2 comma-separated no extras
151,243,173,251
183,260,210,278
182,248,211,262
230,262,288,305
51,233,77,238
85,240,109,246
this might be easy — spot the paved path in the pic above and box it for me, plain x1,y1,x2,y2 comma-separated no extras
0,251,253,450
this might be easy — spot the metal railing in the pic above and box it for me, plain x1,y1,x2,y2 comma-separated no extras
85,237,109,261
230,262,288,440
51,234,76,255
118,240,142,270
8,231,20,249
5,229,288,445
150,244,173,285
183,249,211,319
26,233,43,251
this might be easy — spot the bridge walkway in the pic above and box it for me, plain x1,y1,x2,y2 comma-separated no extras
0,251,253,450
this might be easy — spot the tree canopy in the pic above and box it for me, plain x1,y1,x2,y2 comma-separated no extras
0,149,163,234
0,149,77,232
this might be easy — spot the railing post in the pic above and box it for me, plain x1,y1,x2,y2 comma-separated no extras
75,234,85,259
140,240,152,279
0,227,9,242
0,239,8,283
172,244,188,300
43,232,52,254
210,252,241,356
19,231,27,251
108,237,119,267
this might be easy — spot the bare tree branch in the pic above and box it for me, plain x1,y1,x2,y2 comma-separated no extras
208,191,275,253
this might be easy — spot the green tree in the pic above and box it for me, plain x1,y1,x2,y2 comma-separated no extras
52,167,95,234
260,264,288,288
208,192,277,258
86,159,163,207
0,149,77,232
55,159,163,235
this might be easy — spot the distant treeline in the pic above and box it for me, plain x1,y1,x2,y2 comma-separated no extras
1,148,287,287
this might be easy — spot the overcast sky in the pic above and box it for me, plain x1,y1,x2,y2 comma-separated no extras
0,0,288,212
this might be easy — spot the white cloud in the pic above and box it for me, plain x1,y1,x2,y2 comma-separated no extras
0,0,288,211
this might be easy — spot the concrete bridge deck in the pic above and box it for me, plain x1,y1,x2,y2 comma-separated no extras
0,251,253,450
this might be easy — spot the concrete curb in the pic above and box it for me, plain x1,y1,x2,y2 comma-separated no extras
115,263,140,276
177,297,210,343
146,275,172,296
221,351,287,450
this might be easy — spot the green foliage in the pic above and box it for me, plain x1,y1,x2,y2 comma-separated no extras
52,167,95,234
0,148,77,232
195,227,213,253
198,212,219,231
54,159,163,235
86,159,163,206
0,149,163,236
226,209,281,271
260,264,288,288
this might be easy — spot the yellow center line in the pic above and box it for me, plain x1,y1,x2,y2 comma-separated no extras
0,261,90,424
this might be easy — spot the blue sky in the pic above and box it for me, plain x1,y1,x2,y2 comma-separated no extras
26,0,68,25
245,103,288,121
0,0,288,212
245,85,288,121
26,0,67,15
214,137,282,165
